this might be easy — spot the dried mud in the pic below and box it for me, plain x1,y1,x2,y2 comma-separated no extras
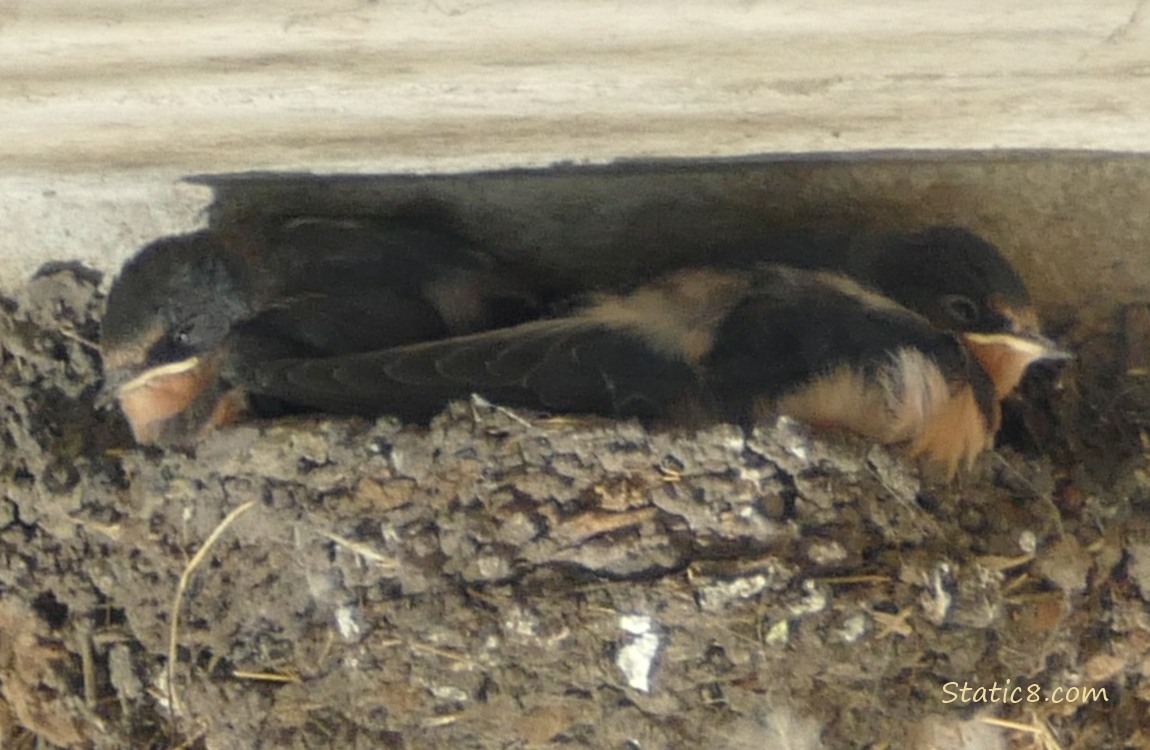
2,265,1149,749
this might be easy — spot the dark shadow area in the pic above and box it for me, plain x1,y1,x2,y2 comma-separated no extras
190,151,1150,310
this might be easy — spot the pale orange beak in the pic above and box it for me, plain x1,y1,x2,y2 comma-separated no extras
962,306,1071,400
115,358,216,444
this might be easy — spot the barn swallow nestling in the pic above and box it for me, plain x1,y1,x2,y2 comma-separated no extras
725,225,1066,413
100,217,541,445
232,264,1069,476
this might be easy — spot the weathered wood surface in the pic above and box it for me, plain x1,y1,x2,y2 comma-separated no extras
3,0,1150,176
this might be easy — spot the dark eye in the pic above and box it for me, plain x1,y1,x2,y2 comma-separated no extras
941,295,980,326
145,325,196,368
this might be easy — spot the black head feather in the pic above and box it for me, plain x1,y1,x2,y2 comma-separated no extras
102,232,252,371
856,226,1031,334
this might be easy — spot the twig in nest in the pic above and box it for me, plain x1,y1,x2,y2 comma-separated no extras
469,393,533,428
232,668,303,684
979,714,1064,750
813,574,891,586
316,529,398,568
57,326,100,352
166,500,257,728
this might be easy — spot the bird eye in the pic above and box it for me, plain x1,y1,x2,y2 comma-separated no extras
941,295,980,326
173,328,192,346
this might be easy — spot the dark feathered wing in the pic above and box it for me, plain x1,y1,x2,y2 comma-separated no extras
232,317,706,423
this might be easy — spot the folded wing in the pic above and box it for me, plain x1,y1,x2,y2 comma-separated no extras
233,317,706,422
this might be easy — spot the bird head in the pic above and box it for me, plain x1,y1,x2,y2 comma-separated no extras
100,232,253,444
862,226,1071,397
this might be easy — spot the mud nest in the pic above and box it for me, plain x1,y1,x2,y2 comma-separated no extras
2,264,1150,749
